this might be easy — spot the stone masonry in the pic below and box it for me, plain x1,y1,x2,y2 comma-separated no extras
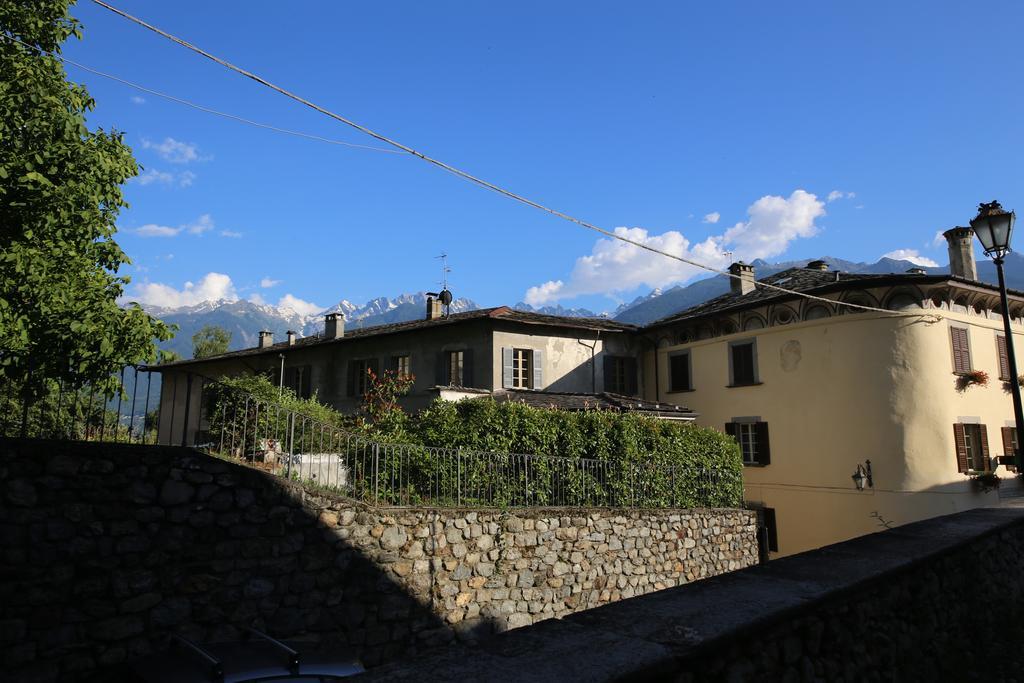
0,439,757,682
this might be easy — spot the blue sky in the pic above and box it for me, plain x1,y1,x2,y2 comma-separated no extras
64,0,1024,314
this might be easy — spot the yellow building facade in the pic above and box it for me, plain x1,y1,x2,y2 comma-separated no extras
645,260,1024,557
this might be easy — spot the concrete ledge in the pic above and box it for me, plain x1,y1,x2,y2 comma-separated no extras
359,506,1024,682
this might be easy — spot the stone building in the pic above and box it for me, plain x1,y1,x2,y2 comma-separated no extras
154,304,693,445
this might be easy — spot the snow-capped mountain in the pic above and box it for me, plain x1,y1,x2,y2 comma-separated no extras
143,292,478,359
139,254,1024,358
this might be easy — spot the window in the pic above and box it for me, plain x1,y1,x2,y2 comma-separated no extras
668,352,691,392
447,350,464,386
997,335,1011,381
953,423,990,473
603,355,637,395
729,340,758,386
512,348,532,389
1001,427,1018,470
392,355,412,380
725,421,770,466
950,327,972,374
501,347,542,390
283,365,312,399
346,358,379,397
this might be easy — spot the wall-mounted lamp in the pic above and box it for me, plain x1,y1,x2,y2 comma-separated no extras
852,460,873,491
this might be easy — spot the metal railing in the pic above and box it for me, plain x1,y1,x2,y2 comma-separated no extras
1,368,738,509
206,385,736,509
0,364,160,444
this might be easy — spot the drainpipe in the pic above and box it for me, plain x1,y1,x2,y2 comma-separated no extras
576,331,600,394
278,353,286,395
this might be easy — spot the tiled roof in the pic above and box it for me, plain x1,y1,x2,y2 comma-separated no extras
492,389,696,418
647,267,952,327
154,307,635,369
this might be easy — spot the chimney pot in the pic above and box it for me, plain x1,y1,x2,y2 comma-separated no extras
286,330,296,345
324,313,345,339
943,226,978,280
806,260,829,271
728,262,756,295
258,331,273,349
426,296,444,320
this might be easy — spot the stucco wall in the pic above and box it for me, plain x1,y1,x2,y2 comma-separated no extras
0,439,756,683
652,307,1024,557
490,326,641,394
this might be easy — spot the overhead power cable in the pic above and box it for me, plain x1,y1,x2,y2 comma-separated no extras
0,33,400,154
85,1,938,318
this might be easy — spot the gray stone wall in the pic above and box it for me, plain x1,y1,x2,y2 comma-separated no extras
0,439,757,683
359,507,1024,683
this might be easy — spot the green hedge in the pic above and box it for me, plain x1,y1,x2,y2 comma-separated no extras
204,376,744,509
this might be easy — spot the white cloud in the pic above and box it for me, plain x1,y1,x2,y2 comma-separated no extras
185,214,214,235
131,214,217,238
827,190,856,203
130,95,146,105
220,230,243,238
524,189,826,305
127,272,238,308
277,294,322,317
136,168,175,186
931,230,947,249
135,223,181,238
134,168,196,188
248,293,267,305
141,137,204,164
703,212,720,224
882,249,939,267
260,277,282,288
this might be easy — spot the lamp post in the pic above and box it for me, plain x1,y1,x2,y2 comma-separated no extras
970,200,1024,470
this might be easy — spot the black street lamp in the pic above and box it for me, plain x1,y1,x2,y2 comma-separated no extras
970,200,1024,469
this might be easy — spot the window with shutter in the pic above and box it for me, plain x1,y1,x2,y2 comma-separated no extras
392,355,412,379
501,347,514,388
957,423,990,472
950,327,971,374
727,420,770,466
997,335,1011,380
603,356,633,394
669,352,691,392
729,340,758,386
445,350,464,386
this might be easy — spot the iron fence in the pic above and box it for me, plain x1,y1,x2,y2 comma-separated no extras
1,368,738,509
0,364,160,444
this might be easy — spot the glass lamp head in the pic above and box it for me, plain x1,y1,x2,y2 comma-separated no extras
971,200,1015,257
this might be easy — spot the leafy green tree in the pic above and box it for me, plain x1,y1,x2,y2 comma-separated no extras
192,325,231,359
0,1,173,401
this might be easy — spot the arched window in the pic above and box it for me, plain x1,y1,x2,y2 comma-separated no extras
887,293,920,311
804,305,831,321
772,307,797,325
743,315,766,331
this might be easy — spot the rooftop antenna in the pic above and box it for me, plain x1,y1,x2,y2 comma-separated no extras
723,251,734,262
427,253,454,317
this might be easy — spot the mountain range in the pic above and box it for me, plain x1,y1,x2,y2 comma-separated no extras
142,253,1024,359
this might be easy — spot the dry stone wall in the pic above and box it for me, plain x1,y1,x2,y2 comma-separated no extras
0,439,757,683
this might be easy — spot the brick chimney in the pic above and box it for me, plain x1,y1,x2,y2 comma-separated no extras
728,262,756,295
943,226,978,280
426,296,444,320
258,331,273,349
324,313,345,339
286,330,296,346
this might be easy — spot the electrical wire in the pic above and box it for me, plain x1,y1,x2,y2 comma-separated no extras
0,33,400,154
39,5,948,319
